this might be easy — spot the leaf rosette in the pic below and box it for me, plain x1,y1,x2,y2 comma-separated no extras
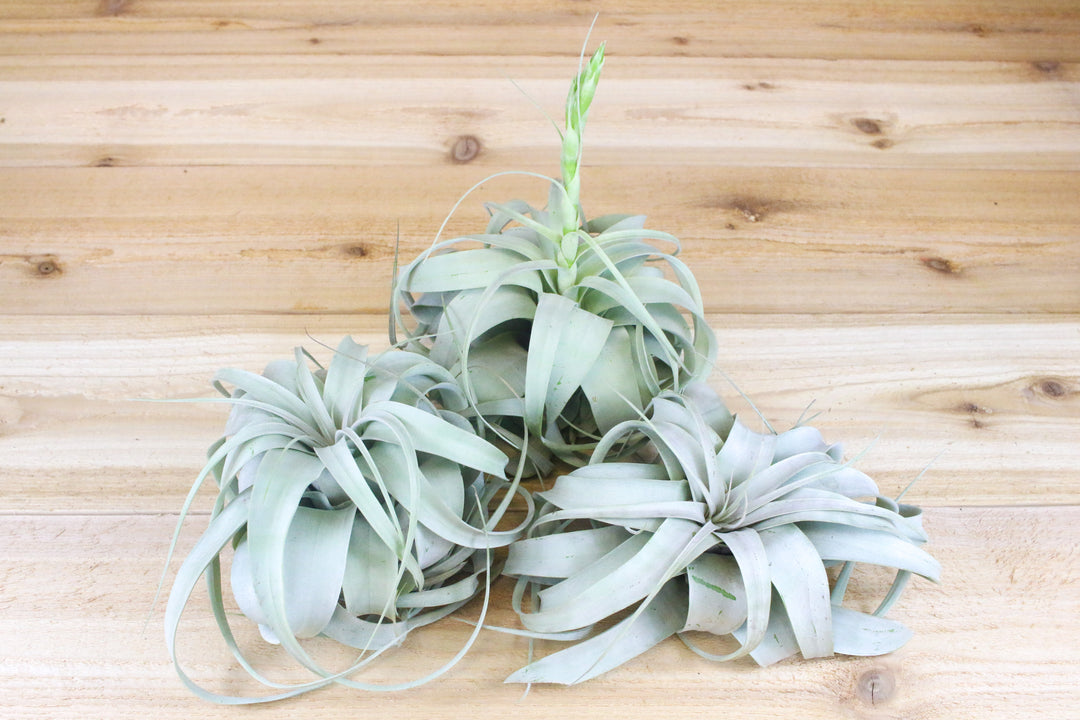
164,37,940,700
392,46,716,471
502,384,940,684
164,337,534,702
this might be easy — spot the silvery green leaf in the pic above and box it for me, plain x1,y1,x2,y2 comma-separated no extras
321,337,368,428
831,606,913,656
213,367,319,439
400,247,533,293
521,519,701,634
538,473,691,511
739,590,801,667
580,327,647,433
524,292,613,435
683,553,748,635
274,504,355,639
583,213,646,234
759,525,833,659
315,439,403,556
800,522,941,582
504,525,631,580
714,419,778,487
430,287,535,369
506,580,686,685
246,449,332,668
166,490,252,658
364,401,508,477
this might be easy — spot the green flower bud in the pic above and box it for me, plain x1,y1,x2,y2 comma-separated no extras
560,45,605,234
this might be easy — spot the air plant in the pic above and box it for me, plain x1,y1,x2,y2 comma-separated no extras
392,45,716,470
165,34,938,700
164,337,533,702
502,384,939,684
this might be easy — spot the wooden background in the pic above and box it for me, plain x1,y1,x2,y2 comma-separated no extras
2,1,1078,717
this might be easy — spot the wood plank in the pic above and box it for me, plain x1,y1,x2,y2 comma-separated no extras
1,507,1076,718
1,2,1077,716
0,1,1078,62
1,314,1076,511
2,54,1076,84
2,166,1077,315
1,57,1077,169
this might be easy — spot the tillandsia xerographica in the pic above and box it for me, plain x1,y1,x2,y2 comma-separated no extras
166,35,938,701
392,45,716,472
501,384,940,684
164,338,534,702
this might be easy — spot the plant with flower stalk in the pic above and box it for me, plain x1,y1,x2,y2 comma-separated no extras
165,36,938,700
164,337,534,702
501,385,939,684
392,45,715,471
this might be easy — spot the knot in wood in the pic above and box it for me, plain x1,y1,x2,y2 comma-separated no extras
851,117,884,135
31,255,62,277
450,135,481,164
1033,60,1061,75
921,256,962,275
1038,378,1068,398
856,667,896,706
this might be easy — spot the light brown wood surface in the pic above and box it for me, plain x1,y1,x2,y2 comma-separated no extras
1,2,1077,718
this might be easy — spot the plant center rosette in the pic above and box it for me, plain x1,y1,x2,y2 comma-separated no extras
164,337,533,702
501,384,940,684
392,45,716,473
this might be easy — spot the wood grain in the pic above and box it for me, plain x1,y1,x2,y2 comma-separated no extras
1,1,1079,62
1,57,1077,170
1,0,1078,716
0,314,1075,512
2,507,1077,719
2,166,1078,315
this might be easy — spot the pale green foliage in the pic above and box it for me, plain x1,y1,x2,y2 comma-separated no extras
502,385,939,684
393,47,716,470
164,337,533,702
167,40,938,701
